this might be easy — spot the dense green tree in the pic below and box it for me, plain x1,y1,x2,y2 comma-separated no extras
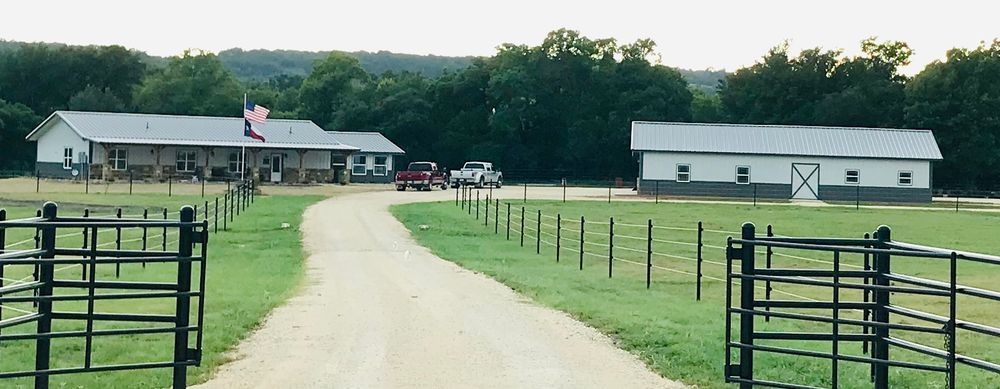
133,50,241,116
905,40,1000,188
298,53,370,128
0,99,41,171
67,85,126,112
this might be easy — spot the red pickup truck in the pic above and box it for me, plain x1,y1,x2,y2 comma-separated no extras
395,161,449,191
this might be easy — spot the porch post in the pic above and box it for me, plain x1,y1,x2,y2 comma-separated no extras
153,145,165,181
101,144,112,180
297,149,307,183
202,147,213,179
251,148,261,182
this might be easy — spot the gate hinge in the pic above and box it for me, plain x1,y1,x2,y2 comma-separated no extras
186,348,202,362
726,246,740,261
193,230,207,244
725,363,742,377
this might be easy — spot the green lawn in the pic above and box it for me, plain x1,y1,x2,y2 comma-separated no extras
1,191,321,388
392,200,1000,389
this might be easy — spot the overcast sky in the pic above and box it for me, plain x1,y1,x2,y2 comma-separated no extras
3,1,997,74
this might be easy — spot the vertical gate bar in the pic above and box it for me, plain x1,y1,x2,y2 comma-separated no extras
506,203,510,241
725,237,734,379
765,225,773,320
115,208,122,278
162,208,168,251
84,225,98,368
608,217,613,278
556,214,561,262
223,193,228,231
948,251,957,389
863,232,871,355
204,200,209,221
646,219,652,289
494,199,499,234
173,206,195,389
196,220,209,354
81,209,89,280
0,209,4,336
193,205,198,221
738,222,756,389
536,210,541,254
697,221,704,300
579,216,585,270
833,250,841,388
519,207,525,247
33,209,40,308
214,198,219,234
35,202,57,389
873,225,891,389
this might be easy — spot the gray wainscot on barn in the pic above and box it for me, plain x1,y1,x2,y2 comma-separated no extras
326,131,406,183
26,111,405,184
631,121,943,203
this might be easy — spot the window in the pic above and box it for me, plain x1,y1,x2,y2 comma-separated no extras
845,169,860,185
63,147,73,169
263,156,271,166
898,171,913,186
373,156,388,176
352,155,367,175
676,164,691,183
176,150,197,172
331,154,346,168
228,152,243,173
109,148,128,171
735,166,750,184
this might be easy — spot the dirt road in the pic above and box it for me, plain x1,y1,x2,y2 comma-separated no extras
192,187,685,389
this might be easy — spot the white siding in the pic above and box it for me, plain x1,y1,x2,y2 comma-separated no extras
36,120,89,163
642,152,931,189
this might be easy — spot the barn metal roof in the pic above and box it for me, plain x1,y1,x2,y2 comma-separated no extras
26,111,360,151
630,121,943,160
326,131,405,154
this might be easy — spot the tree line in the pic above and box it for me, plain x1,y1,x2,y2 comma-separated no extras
0,30,998,188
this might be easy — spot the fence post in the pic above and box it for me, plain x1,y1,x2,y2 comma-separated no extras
608,184,612,203
562,179,566,203
873,225,891,389
142,209,149,264
494,198,499,234
520,206,525,247
485,195,489,225
115,208,122,278
955,196,959,212
36,171,40,193
81,209,89,280
764,224,773,320
738,222,756,389
168,175,172,197
468,188,472,216
173,206,195,389
556,214,561,263
579,216,585,270
129,171,134,195
524,183,527,204
862,232,871,356
461,185,465,210
85,166,90,194
476,191,480,220
204,200,209,221
214,197,219,234
536,210,541,254
655,181,659,204
948,251,957,389
36,202,58,389
608,217,614,278
506,203,510,241
697,221,704,301
456,185,460,206
250,179,255,204
236,184,241,217
856,185,860,210
753,183,758,207
201,176,205,197
162,208,168,251
230,187,235,223
647,219,652,289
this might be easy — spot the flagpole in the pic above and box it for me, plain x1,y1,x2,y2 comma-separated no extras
242,93,247,181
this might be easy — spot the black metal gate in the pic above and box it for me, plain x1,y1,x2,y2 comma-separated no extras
725,222,1000,388
0,202,207,389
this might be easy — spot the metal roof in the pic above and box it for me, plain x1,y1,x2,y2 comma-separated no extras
27,111,360,151
630,121,943,160
326,131,405,154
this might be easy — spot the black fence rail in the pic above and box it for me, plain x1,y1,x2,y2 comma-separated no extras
0,202,209,389
724,223,1000,389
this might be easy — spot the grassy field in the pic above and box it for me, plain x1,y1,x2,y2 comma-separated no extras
0,186,322,388
392,199,1000,389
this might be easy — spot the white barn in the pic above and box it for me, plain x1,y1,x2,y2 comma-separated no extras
631,121,943,203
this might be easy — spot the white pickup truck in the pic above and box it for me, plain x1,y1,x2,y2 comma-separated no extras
450,161,503,188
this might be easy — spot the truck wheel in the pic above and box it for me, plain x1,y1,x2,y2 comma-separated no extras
396,185,406,191
476,177,485,189
441,183,449,190
495,178,502,188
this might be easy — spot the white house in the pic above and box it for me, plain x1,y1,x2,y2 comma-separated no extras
26,111,405,184
630,121,943,202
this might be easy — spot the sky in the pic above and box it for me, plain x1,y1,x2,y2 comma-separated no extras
2,0,997,74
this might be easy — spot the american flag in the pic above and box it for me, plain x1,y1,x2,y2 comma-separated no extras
244,100,270,123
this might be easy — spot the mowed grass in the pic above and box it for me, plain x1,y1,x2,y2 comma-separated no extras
0,190,320,388
392,199,1000,389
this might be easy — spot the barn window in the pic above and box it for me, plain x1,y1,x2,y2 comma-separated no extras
63,147,73,169
735,166,750,184
109,148,128,171
676,164,691,183
352,155,367,175
845,169,860,184
898,171,913,186
331,154,346,169
228,152,243,173
373,156,388,176
176,150,197,172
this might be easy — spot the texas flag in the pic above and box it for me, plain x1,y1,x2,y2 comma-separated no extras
243,100,269,142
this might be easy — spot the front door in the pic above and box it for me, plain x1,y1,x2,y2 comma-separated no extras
791,163,819,200
270,154,283,183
